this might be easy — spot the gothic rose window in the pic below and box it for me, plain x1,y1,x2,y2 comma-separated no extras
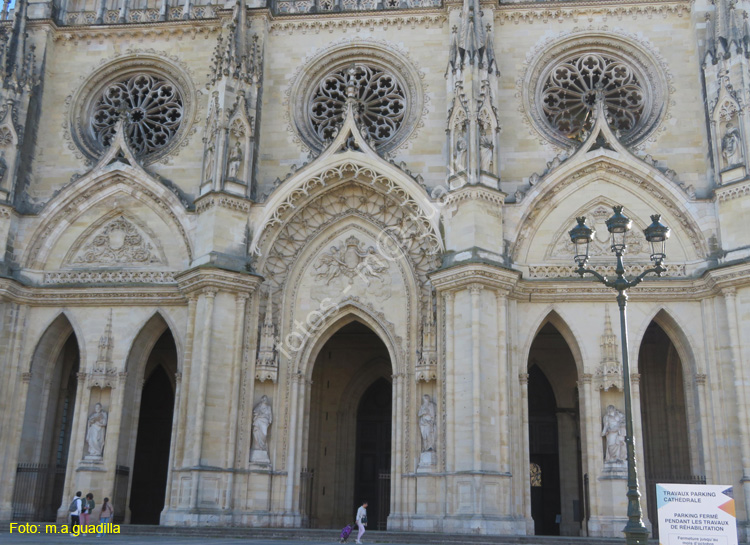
308,64,406,149
91,73,184,157
541,53,646,142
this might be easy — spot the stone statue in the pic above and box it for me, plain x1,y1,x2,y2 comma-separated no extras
203,143,215,182
480,134,494,173
418,394,437,453
453,136,467,173
601,404,626,463
722,123,743,167
86,403,108,457
252,395,273,452
227,141,243,179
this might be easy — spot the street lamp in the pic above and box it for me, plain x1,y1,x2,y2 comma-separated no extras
568,205,670,545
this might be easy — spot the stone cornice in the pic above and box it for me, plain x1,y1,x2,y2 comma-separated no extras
195,191,254,214
175,266,263,296
268,10,446,34
443,185,507,208
37,17,222,43
715,178,750,203
0,277,186,306
495,0,692,24
429,262,520,293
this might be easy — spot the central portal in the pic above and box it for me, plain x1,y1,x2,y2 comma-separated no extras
306,320,392,530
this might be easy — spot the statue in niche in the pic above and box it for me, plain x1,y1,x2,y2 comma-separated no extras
601,404,626,463
86,403,108,457
203,143,215,183
227,141,243,179
453,136,467,173
480,133,494,173
252,395,273,452
722,122,743,167
418,394,437,453
0,155,7,186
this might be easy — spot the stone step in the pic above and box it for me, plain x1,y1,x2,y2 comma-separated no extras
116,525,637,545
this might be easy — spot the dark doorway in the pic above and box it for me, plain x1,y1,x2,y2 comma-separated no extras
639,321,697,537
354,378,392,530
129,331,176,524
13,317,79,522
528,364,561,536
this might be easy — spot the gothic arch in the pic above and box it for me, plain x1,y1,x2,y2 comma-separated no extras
632,307,699,379
296,304,405,381
124,311,183,379
27,312,85,375
23,168,193,270
511,149,708,269
521,308,586,379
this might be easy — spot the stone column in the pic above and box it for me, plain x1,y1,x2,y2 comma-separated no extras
495,292,510,475
579,373,600,535
175,296,198,469
225,293,250,512
630,373,649,528
722,288,750,520
190,287,217,509
519,372,531,522
163,370,182,513
470,284,482,474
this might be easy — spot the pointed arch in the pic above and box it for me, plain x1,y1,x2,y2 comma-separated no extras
521,308,585,378
28,312,83,375
511,149,708,268
296,303,404,381
632,307,698,379
124,311,182,381
23,168,193,270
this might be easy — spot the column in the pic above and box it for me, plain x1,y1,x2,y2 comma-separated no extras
175,295,197,468
469,284,482,473
226,293,250,511
496,292,510,474
190,288,217,509
722,288,750,520
519,372,531,521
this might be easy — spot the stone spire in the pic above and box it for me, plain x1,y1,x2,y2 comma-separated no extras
600,306,618,365
446,0,500,190
595,305,622,391
705,0,750,61
97,310,114,365
200,0,262,199
255,289,278,383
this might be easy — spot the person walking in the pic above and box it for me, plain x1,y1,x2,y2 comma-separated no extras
68,491,83,537
97,497,114,537
81,493,94,531
355,500,368,544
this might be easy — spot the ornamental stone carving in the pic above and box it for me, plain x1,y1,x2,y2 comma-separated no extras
69,216,163,267
250,395,273,464
314,235,388,285
92,73,184,157
85,403,108,459
520,31,670,150
601,404,626,464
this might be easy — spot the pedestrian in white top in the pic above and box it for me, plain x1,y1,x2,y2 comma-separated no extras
355,500,368,544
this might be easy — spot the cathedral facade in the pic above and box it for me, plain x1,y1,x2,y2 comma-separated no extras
1,0,750,539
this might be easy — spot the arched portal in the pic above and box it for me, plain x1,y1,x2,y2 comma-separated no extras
305,320,393,530
638,320,696,537
121,317,178,524
527,322,583,537
13,315,80,521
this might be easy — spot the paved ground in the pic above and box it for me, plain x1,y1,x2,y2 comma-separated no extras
0,534,341,545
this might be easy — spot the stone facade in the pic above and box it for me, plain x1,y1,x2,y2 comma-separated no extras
1,0,750,539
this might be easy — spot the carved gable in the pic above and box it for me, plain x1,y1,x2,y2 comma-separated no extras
64,215,165,268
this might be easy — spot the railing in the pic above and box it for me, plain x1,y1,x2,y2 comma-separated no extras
273,0,440,15
299,467,315,528
646,473,706,539
377,471,390,531
12,463,65,522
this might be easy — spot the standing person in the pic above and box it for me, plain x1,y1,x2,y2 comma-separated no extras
69,491,83,537
81,493,94,531
355,500,368,544
97,497,114,537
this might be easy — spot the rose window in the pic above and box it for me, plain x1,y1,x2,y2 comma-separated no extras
541,53,646,142
309,64,406,149
91,73,184,157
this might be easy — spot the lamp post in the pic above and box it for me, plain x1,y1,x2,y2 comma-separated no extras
568,205,670,545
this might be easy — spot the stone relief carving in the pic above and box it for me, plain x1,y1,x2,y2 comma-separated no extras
85,403,108,458
601,404,626,464
250,395,273,464
314,235,388,286
69,216,163,266
722,122,743,168
227,140,243,179
256,290,279,383
547,205,648,260
595,306,622,391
